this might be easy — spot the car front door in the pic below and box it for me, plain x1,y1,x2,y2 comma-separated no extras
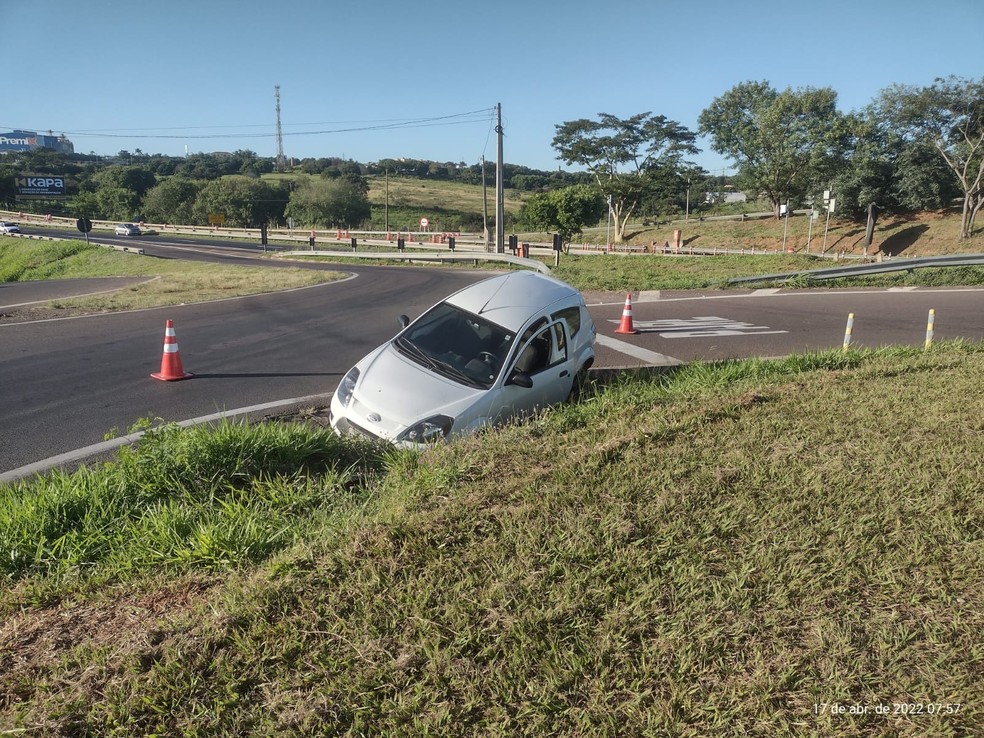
497,320,574,418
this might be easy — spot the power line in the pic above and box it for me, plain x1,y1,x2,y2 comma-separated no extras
1,108,495,142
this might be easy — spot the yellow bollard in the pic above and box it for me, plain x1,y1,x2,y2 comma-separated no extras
925,309,936,349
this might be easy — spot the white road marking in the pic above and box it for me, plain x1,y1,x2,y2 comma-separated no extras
595,334,683,365
608,316,788,338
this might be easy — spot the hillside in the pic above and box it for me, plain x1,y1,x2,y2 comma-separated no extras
2,345,982,735
357,175,984,257
589,209,984,257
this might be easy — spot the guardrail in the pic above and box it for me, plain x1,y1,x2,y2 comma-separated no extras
727,253,984,285
284,249,552,274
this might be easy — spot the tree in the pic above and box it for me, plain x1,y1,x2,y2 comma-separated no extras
90,165,157,199
229,149,271,176
285,177,371,228
552,113,699,242
68,190,100,218
874,76,984,238
177,153,235,180
827,112,899,220
0,163,18,207
523,185,606,249
699,81,849,216
142,178,203,224
96,186,142,221
192,176,287,227
84,165,158,221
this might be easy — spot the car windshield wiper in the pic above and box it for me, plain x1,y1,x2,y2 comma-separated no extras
429,357,482,387
396,337,482,387
395,337,437,369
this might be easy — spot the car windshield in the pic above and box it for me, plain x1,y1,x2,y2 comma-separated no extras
395,302,514,389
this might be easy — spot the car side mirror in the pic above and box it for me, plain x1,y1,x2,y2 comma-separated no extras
398,314,410,328
508,370,534,389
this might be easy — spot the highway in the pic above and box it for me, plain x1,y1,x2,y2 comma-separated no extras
2,229,983,478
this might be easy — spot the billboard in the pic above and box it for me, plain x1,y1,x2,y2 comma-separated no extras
0,130,74,154
0,131,38,153
16,175,67,198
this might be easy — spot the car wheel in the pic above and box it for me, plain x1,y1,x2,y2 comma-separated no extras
566,366,588,403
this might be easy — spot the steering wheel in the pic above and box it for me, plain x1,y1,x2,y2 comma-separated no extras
477,351,498,365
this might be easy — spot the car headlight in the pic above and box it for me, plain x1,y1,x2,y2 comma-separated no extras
398,415,453,444
335,367,360,408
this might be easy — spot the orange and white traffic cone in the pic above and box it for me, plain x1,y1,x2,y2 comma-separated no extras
614,292,640,335
151,319,193,381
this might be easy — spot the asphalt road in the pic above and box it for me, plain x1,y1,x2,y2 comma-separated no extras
2,228,983,478
1,233,491,476
589,287,984,366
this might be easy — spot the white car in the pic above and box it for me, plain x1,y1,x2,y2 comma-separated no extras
0,221,21,234
330,271,596,446
114,223,141,236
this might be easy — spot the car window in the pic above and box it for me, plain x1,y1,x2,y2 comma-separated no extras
551,322,568,363
513,322,566,376
551,306,581,337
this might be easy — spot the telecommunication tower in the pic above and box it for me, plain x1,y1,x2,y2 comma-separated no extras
275,85,286,172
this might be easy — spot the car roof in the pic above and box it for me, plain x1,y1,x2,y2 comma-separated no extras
444,271,580,331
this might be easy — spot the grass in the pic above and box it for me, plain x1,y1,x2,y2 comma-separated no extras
0,420,389,593
0,239,344,314
550,253,984,291
2,342,983,735
550,253,828,291
363,175,527,213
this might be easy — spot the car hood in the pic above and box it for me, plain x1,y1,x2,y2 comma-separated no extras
352,344,485,432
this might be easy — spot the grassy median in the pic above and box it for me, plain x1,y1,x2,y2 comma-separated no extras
0,239,344,316
2,343,982,735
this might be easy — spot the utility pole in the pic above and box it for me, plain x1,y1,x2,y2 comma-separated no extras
274,85,285,173
481,156,489,250
495,103,504,254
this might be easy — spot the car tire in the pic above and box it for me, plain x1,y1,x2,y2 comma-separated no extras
566,366,588,403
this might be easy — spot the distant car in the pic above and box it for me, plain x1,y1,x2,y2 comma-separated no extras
114,223,141,236
330,271,596,447
0,221,21,234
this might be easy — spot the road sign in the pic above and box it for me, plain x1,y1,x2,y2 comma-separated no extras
419,217,429,229
75,218,92,233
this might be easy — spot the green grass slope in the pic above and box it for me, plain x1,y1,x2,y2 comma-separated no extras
2,345,982,736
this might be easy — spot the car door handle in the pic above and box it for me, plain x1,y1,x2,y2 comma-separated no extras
560,370,569,377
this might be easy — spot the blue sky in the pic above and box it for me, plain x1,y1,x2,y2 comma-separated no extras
6,0,982,174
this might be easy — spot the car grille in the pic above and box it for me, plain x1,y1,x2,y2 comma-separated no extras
334,416,382,441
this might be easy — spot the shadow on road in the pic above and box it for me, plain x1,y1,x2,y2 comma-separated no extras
187,372,342,379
